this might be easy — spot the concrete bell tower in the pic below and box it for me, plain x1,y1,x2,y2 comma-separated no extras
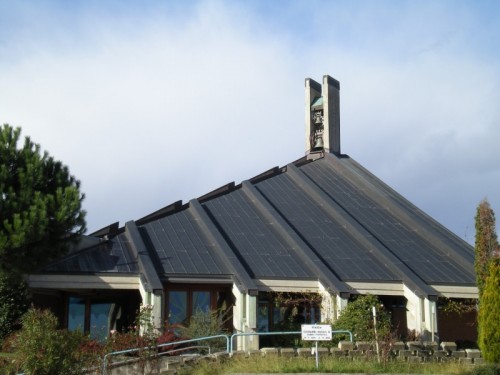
305,75,340,157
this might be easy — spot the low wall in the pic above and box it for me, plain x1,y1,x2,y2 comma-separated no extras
102,341,483,374
232,341,484,365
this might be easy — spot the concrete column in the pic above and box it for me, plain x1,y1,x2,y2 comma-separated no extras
336,294,349,320
305,77,322,154
305,75,341,156
319,282,336,321
403,285,423,333
232,285,245,350
232,286,259,351
246,294,257,329
403,285,438,339
232,285,244,333
424,298,438,341
138,277,164,332
138,277,148,305
151,292,163,331
322,75,340,155
245,294,259,350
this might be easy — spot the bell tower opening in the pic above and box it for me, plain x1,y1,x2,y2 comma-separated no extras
305,75,340,157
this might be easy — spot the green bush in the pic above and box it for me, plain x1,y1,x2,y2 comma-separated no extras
0,273,28,341
464,364,500,375
332,294,391,343
7,308,91,375
179,308,230,351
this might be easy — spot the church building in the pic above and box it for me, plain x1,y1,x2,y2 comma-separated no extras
27,75,478,349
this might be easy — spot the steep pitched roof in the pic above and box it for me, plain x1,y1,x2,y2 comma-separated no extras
39,152,476,298
42,232,138,274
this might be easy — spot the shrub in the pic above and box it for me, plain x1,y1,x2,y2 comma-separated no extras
179,308,230,352
103,304,187,374
7,308,92,375
0,273,28,341
464,364,500,375
332,294,391,343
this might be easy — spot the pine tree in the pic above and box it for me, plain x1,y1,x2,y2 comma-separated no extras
0,124,86,274
474,199,499,298
478,257,500,363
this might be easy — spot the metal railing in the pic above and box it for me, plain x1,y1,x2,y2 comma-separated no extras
102,334,229,374
101,330,352,374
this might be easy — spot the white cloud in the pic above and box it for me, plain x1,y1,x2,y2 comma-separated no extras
1,0,499,240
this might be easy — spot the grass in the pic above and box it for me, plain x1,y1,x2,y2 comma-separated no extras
177,354,495,375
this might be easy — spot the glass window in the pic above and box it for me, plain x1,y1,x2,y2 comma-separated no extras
257,302,269,332
192,291,210,314
258,293,321,332
169,291,188,324
166,288,232,328
90,302,121,341
68,297,85,332
309,306,316,324
273,306,288,326
66,293,140,340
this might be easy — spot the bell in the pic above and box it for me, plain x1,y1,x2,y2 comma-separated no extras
313,112,323,125
313,136,324,150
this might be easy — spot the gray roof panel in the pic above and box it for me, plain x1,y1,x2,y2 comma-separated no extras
299,156,475,284
255,173,399,281
140,210,229,276
202,190,314,279
41,151,475,293
42,234,138,274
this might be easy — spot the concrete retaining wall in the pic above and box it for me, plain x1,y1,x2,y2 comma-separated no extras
103,341,482,374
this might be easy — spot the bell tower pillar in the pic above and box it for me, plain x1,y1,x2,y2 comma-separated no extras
305,75,340,157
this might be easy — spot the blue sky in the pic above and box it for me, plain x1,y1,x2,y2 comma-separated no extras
1,0,499,242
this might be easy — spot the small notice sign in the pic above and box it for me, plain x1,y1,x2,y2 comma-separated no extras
301,324,332,341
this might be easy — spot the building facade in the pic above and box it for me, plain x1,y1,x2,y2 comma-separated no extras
27,75,478,348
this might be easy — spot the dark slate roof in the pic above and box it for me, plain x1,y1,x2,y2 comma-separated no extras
202,189,314,279
42,233,138,274
139,210,230,277
299,154,474,284
39,152,476,297
254,170,399,282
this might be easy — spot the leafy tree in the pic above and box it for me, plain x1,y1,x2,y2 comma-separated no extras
0,124,86,275
332,294,391,343
478,258,500,363
474,198,500,298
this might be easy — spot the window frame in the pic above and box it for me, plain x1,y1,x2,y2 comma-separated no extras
166,284,233,327
64,291,140,339
257,292,321,332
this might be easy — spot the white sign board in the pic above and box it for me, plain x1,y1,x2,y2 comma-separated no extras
301,324,332,341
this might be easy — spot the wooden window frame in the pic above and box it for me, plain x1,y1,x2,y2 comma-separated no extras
166,284,233,326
